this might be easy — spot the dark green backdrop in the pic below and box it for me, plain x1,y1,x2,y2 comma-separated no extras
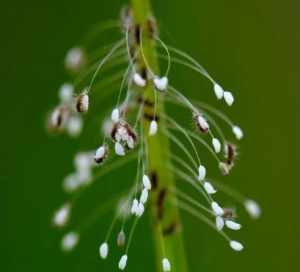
1,0,299,271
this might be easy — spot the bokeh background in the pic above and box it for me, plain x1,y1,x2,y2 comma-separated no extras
1,0,299,271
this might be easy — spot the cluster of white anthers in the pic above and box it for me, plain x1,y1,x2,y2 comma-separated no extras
50,9,261,272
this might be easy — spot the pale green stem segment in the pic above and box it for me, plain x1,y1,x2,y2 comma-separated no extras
130,0,188,271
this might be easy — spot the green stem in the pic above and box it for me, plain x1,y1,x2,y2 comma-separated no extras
130,1,188,271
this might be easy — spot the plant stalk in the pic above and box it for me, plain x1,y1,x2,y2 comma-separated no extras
130,0,188,271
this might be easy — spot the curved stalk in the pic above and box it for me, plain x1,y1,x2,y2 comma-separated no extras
131,0,188,271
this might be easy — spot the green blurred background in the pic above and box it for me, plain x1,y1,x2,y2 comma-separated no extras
1,0,299,271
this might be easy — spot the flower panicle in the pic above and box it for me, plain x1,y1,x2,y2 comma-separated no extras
49,5,261,271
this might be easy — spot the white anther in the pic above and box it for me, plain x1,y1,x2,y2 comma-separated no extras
224,91,234,106
153,76,168,91
212,138,221,153
140,188,149,204
215,216,225,231
131,199,139,215
66,116,83,137
213,83,224,100
142,175,152,190
197,115,209,132
59,83,74,103
76,93,89,113
63,173,80,193
133,73,146,87
232,126,244,140
65,47,85,71
53,203,71,227
211,201,224,216
115,142,125,156
162,258,171,271
198,165,206,181
225,220,242,231
118,254,128,270
99,242,109,259
230,240,244,251
94,146,107,163
136,202,145,217
244,199,261,219
204,182,217,195
61,232,79,252
111,108,120,123
149,120,158,136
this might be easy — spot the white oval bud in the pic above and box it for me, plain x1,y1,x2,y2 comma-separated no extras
224,91,234,106
76,93,89,113
111,108,120,123
162,258,171,271
66,116,83,137
140,188,149,204
198,165,206,181
61,232,79,252
244,199,261,219
213,83,224,100
196,115,209,133
99,242,109,259
131,199,139,215
65,47,85,71
232,126,244,140
53,203,71,227
225,220,242,230
94,145,107,164
215,216,224,231
118,254,128,270
230,240,244,251
59,83,74,103
211,201,224,216
153,76,168,91
136,202,145,217
142,175,152,190
204,182,217,195
212,138,221,153
115,142,125,156
149,120,158,136
133,73,146,87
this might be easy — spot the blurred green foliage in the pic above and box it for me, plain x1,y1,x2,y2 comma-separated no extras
1,0,299,271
